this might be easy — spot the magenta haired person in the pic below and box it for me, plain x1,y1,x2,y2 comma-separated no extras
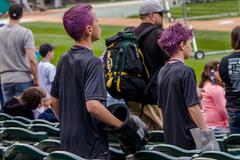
157,22,208,149
50,4,123,159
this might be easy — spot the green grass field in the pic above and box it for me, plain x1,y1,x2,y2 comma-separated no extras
23,22,231,82
171,0,240,19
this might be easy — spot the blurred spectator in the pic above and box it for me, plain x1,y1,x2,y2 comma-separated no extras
220,25,240,134
0,4,38,103
14,0,33,13
3,87,46,119
127,1,170,131
38,106,58,122
199,60,228,135
38,43,56,100
158,22,208,149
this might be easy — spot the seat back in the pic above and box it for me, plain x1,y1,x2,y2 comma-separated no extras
45,151,86,160
151,144,200,157
28,124,60,138
199,151,240,160
3,143,48,160
36,139,60,153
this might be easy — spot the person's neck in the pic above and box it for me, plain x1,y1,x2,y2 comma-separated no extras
75,39,92,49
9,19,20,25
171,53,185,63
42,57,51,62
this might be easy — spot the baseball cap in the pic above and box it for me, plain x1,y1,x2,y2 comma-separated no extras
39,44,55,57
139,2,169,15
9,4,23,20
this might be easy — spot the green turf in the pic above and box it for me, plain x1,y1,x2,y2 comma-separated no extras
22,22,231,82
171,0,240,19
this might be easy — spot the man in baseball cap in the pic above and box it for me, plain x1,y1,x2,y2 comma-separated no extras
126,1,170,131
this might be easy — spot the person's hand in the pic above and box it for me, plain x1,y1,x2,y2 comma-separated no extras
33,79,39,86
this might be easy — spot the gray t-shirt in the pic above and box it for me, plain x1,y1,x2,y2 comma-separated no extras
0,24,35,83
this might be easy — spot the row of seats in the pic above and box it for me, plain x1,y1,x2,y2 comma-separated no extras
1,113,240,159
1,142,240,160
0,113,59,128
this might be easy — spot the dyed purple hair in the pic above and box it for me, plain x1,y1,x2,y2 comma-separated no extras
158,22,193,57
63,4,94,41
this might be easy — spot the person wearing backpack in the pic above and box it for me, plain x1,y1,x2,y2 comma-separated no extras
126,2,170,130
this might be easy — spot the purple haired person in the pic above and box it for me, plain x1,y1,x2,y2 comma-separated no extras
50,4,122,159
157,22,209,149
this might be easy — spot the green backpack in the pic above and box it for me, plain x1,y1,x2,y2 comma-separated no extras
103,26,157,103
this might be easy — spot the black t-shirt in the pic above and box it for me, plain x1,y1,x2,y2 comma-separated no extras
157,61,198,150
3,98,34,119
134,23,170,104
50,46,109,159
219,52,240,111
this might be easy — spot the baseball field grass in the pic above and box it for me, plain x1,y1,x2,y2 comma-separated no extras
170,0,240,19
23,22,231,82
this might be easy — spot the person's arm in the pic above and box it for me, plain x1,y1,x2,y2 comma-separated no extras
50,96,59,120
219,57,228,84
26,48,39,86
86,100,123,128
85,59,123,128
211,86,228,120
188,105,208,131
182,68,208,130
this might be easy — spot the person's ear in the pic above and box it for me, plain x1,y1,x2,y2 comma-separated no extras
180,41,186,50
85,25,93,36
148,13,155,21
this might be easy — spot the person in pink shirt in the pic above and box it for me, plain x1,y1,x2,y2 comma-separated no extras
199,60,229,134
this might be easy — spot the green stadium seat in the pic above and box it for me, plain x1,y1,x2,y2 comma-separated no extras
28,124,60,139
217,134,240,155
36,139,60,153
0,127,48,146
150,144,200,157
0,113,12,121
198,151,240,160
45,151,86,160
148,130,165,145
31,119,59,127
2,120,29,129
3,143,48,160
108,134,121,149
0,146,6,160
126,150,192,160
109,147,126,160
13,117,32,124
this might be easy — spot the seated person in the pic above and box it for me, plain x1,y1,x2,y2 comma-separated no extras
199,60,229,134
38,106,58,123
3,87,46,119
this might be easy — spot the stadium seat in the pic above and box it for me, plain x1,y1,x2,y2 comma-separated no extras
0,127,48,146
31,119,59,127
28,124,60,139
13,117,32,124
108,134,121,149
109,146,126,160
0,113,12,121
198,151,240,160
217,134,240,155
148,130,165,145
45,151,86,160
0,146,6,160
3,143,48,160
36,139,60,153
126,150,192,160
2,120,29,129
150,144,200,157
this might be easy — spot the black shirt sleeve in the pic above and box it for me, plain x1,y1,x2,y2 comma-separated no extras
219,57,228,84
182,68,199,108
84,58,107,102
